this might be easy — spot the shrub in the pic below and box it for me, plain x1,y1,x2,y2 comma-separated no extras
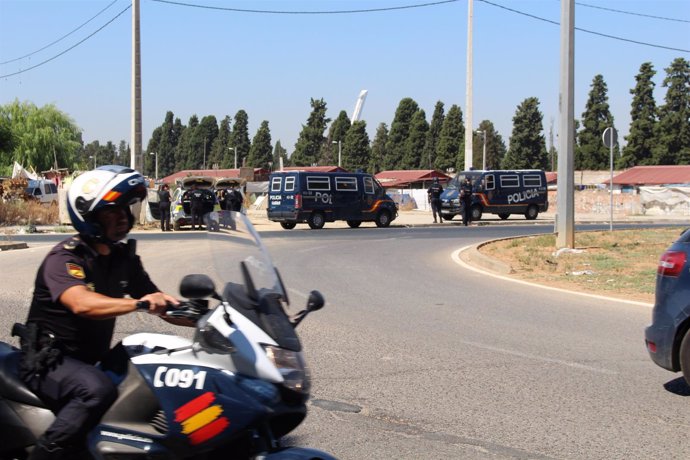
0,200,59,226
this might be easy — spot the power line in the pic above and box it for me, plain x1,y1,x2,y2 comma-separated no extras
576,1,690,24
479,0,689,54
150,0,459,14
0,0,121,65
0,4,131,79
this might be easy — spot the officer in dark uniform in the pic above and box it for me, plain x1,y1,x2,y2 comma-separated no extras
157,183,171,231
19,166,179,459
460,177,473,226
427,178,444,223
189,184,205,230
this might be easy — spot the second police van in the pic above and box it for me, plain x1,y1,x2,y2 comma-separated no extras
440,169,549,221
267,171,398,230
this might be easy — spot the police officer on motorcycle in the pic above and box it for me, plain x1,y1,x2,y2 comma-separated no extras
18,166,180,459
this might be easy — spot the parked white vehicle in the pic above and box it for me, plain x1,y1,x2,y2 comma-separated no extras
25,179,58,205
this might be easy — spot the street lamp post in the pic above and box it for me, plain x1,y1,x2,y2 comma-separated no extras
475,130,487,170
150,151,158,181
228,147,236,169
89,155,97,169
203,138,207,170
332,140,341,167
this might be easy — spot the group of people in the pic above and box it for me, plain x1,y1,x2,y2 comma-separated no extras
155,183,245,232
427,177,473,226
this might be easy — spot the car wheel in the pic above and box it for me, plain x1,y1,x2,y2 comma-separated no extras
498,213,510,220
174,221,181,231
680,331,690,386
470,205,483,221
280,222,297,230
308,212,325,230
525,205,539,220
347,220,362,228
441,214,454,221
375,210,391,228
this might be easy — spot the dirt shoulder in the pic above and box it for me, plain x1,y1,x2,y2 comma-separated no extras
477,227,689,305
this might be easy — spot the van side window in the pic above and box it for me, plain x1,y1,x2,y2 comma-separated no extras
307,177,330,191
500,175,519,188
484,175,495,190
270,177,282,192
523,175,542,187
363,177,375,194
335,177,357,191
284,177,295,192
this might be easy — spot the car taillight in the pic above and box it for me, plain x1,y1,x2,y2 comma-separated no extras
658,250,687,277
295,194,301,209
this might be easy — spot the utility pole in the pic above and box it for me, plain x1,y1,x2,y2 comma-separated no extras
464,0,474,171
557,0,575,249
131,0,142,171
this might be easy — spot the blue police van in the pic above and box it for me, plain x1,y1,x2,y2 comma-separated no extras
267,171,398,230
440,169,548,221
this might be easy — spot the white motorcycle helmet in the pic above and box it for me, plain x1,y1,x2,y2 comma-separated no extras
67,165,147,241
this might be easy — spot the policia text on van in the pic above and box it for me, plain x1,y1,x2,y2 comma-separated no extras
440,170,548,221
267,171,398,230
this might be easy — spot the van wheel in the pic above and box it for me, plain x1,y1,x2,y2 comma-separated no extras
280,222,297,230
441,214,453,221
347,220,361,228
308,212,325,230
470,205,483,221
680,331,690,386
498,213,510,220
525,205,539,220
375,210,391,228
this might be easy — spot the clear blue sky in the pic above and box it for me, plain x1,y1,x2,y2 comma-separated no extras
1,0,688,159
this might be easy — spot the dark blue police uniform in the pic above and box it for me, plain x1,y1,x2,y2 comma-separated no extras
23,235,159,449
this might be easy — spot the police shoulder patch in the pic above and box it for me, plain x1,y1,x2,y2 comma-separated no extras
66,263,86,279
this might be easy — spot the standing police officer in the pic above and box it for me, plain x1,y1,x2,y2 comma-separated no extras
189,184,205,230
157,183,171,231
460,177,473,226
19,166,179,459
427,178,444,223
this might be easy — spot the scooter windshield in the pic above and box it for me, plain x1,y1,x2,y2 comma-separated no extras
205,211,287,304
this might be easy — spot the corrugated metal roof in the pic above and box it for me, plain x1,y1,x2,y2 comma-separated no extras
608,166,690,185
375,170,452,187
161,168,245,184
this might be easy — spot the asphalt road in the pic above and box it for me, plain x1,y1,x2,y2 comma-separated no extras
1,225,688,459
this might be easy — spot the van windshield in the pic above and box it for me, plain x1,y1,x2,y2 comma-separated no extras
447,173,481,191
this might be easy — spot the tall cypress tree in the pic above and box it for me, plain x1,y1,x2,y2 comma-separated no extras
423,101,445,170
230,110,251,168
342,120,371,172
474,120,506,170
435,104,464,173
246,120,273,169
401,109,428,169
273,140,289,169
384,98,419,170
211,115,232,169
620,62,657,168
175,115,197,170
369,123,389,173
291,98,330,166
653,57,690,165
576,75,618,170
503,97,548,170
322,110,350,166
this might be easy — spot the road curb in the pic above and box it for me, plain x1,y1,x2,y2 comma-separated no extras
0,241,29,251
453,244,653,308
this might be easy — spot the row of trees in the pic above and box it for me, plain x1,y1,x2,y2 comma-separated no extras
1,57,688,178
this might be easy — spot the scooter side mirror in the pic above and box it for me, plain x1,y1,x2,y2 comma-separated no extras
180,274,217,299
306,290,325,312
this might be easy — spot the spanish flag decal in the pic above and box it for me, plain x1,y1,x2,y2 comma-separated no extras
175,392,230,445
66,263,85,279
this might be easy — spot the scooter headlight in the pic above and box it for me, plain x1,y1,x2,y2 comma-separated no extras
264,346,310,394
